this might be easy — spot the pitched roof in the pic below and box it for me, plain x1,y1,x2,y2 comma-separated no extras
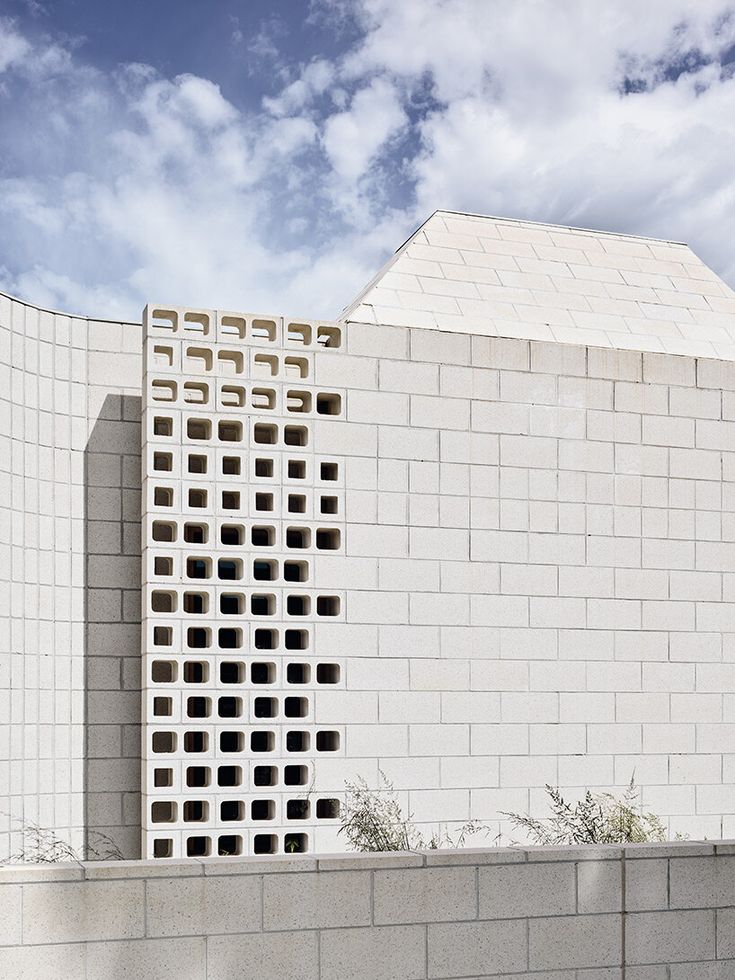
342,210,735,360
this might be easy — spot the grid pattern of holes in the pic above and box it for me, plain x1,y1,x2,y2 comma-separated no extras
143,308,344,859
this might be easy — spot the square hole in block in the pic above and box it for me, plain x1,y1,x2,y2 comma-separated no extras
317,595,340,617
284,833,307,853
151,660,176,683
151,800,176,823
184,522,208,544
255,458,274,478
317,798,341,819
283,560,308,583
154,768,173,788
184,731,208,753
251,730,275,752
153,417,173,437
254,765,277,787
320,462,338,481
218,834,242,856
220,730,245,753
188,488,207,508
221,800,244,822
316,393,341,416
218,420,242,442
320,496,338,515
218,765,242,787
184,800,209,822
316,730,340,752
153,626,173,647
218,627,242,649
153,696,172,717
221,490,241,510
188,454,207,474
187,696,211,718
251,593,275,616
187,418,211,440
220,593,244,615
186,836,211,857
183,661,209,683
217,697,242,718
251,662,275,684
284,764,308,786
154,452,173,472
286,799,310,820
254,423,277,445
154,487,173,508
287,494,306,514
254,696,277,718
287,663,310,684
152,521,176,543
317,663,340,684
286,730,309,753
286,594,310,616
221,524,244,546
187,627,210,649
220,661,245,684
252,525,275,547
286,527,310,549
251,799,275,821
152,731,176,753
154,556,173,576
253,559,277,582
186,766,211,788
287,322,311,345
222,455,241,475
153,838,173,858
285,629,309,651
317,325,341,348
218,558,242,580
254,627,277,650
253,833,277,855
316,528,340,550
287,459,306,480
183,592,207,615
285,696,308,718
186,557,211,579
255,492,274,512
151,591,176,613
284,425,308,447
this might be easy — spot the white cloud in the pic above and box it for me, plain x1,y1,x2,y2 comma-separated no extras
322,75,406,181
2,2,735,321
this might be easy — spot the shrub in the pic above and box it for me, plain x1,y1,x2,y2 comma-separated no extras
339,772,489,851
502,778,666,845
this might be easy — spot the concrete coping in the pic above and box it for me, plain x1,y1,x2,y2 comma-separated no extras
2,839,732,881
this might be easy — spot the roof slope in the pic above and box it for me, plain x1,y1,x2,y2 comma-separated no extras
342,210,735,360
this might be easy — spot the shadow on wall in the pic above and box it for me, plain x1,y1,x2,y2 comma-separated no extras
83,393,143,860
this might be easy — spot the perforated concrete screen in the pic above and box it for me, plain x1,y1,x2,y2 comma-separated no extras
142,306,346,859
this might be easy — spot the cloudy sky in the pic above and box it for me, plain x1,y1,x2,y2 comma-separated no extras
0,0,734,321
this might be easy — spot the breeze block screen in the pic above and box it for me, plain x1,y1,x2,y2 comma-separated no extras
142,306,346,859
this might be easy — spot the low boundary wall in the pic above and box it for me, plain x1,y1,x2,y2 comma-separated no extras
1,841,734,978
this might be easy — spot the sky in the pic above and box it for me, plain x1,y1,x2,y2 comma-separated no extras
0,0,735,321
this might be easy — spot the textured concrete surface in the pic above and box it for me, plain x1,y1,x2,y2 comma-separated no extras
1,842,734,978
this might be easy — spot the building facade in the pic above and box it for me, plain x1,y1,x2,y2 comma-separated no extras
4,210,735,861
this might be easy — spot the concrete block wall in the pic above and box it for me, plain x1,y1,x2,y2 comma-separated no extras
1,841,734,977
315,320,735,842
0,289,143,860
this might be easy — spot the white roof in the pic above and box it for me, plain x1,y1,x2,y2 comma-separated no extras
342,210,735,360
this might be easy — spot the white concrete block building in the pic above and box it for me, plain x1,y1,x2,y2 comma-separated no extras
5,209,735,860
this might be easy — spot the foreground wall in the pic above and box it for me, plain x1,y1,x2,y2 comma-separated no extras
0,290,143,860
1,842,734,978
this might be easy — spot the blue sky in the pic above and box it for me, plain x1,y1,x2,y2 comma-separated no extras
1,0,735,320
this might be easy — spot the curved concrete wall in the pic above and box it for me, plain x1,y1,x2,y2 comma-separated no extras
0,289,143,860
